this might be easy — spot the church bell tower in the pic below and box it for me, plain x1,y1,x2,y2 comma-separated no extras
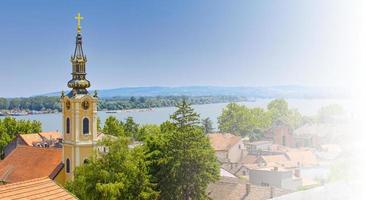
61,13,98,181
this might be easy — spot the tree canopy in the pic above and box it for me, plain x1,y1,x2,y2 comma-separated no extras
66,137,158,200
145,100,219,200
218,103,271,138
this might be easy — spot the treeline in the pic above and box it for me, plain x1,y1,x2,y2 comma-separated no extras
0,95,247,111
0,96,61,111
98,95,247,110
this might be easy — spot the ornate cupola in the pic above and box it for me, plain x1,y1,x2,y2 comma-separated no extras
67,13,91,96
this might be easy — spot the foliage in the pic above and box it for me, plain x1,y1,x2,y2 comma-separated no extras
170,99,200,130
66,137,158,200
136,124,160,141
218,103,271,138
267,99,305,128
201,117,213,134
102,116,124,137
123,117,139,138
0,117,42,156
144,102,220,200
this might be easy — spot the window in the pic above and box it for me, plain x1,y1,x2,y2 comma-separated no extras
83,159,89,164
66,159,70,173
282,136,286,146
83,118,89,134
66,118,70,134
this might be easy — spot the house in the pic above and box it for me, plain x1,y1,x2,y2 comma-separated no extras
248,166,302,191
285,149,318,167
264,125,295,147
0,177,77,199
0,146,64,184
245,140,273,154
4,131,62,157
207,176,290,200
208,133,246,163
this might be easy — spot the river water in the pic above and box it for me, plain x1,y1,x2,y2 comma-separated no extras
1,98,350,132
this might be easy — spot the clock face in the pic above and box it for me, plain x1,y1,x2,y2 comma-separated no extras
66,101,71,110
82,101,89,110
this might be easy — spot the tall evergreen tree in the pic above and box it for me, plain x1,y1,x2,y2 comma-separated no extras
170,99,200,130
201,117,213,134
145,102,220,200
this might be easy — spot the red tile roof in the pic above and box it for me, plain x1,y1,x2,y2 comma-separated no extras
0,146,62,183
39,131,62,140
208,133,242,151
285,150,318,167
0,177,76,199
18,134,42,146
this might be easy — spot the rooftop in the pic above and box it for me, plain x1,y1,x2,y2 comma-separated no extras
0,177,76,200
0,146,62,183
207,177,290,200
208,133,242,151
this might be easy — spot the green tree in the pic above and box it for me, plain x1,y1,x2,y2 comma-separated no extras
218,103,271,137
145,103,219,200
66,137,158,200
170,99,200,130
103,116,124,137
136,124,160,141
123,117,139,138
267,99,304,128
201,117,213,134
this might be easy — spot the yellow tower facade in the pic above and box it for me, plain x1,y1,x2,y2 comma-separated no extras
61,13,98,181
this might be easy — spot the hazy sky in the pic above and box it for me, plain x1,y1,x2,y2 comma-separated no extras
0,0,365,97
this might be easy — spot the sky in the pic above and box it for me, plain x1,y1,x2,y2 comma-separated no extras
0,0,365,97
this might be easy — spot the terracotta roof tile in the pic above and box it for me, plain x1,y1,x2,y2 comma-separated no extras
19,134,42,146
39,131,62,140
208,133,242,151
207,177,290,200
0,177,76,199
0,146,62,183
285,150,318,167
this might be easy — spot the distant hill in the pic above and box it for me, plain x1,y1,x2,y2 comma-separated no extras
41,85,348,99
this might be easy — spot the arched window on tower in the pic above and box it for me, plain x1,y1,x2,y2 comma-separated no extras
66,159,70,173
66,118,70,134
83,118,89,134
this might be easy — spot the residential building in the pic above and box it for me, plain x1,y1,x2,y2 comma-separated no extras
208,133,246,163
249,166,302,191
207,176,290,200
4,131,62,157
245,140,273,154
264,125,295,147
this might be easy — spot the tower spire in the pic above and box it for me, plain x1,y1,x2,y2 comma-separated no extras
67,12,90,96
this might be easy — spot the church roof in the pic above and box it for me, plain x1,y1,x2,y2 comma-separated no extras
0,177,76,199
0,146,62,183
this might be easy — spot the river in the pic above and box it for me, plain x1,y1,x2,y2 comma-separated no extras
1,98,350,132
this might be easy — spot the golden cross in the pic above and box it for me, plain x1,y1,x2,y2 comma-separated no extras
75,12,84,33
